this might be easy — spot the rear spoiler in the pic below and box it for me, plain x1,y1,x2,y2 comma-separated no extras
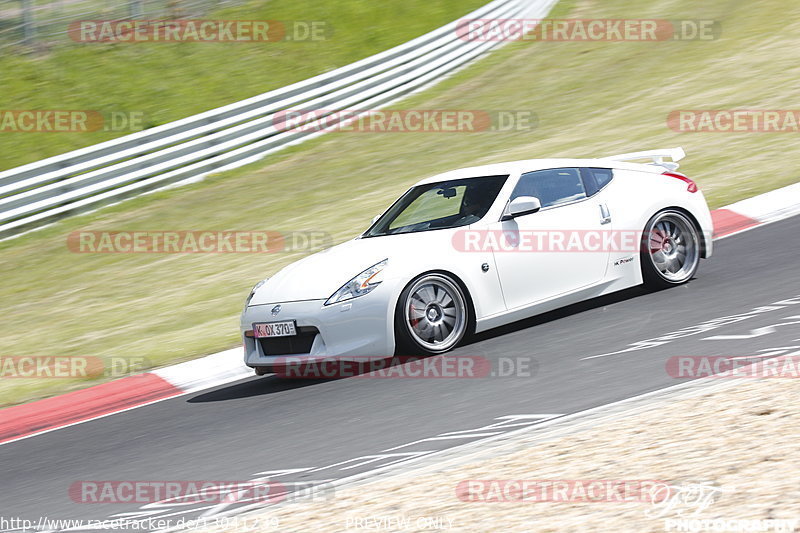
602,147,686,172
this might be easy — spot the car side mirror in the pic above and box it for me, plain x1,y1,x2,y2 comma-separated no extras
502,196,541,220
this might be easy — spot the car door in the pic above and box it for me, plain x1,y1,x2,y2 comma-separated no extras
487,167,612,310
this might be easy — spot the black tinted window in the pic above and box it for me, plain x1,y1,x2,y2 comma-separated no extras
512,168,586,208
580,167,614,197
591,168,613,189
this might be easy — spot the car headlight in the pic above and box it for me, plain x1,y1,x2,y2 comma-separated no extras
324,259,388,306
245,279,268,306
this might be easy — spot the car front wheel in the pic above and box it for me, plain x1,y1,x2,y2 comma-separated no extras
394,273,469,355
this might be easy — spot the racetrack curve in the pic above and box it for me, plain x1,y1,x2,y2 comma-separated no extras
2,214,800,531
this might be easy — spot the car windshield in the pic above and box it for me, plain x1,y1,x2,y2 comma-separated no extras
364,175,508,237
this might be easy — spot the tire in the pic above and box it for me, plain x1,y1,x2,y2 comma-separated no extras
640,209,701,289
394,273,470,355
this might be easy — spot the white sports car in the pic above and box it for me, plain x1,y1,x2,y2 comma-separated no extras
242,148,713,373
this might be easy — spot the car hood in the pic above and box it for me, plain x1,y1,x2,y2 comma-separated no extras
248,230,456,305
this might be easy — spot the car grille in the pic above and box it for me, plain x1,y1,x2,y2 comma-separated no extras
258,326,319,356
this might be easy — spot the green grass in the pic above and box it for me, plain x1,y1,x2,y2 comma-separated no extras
0,0,486,170
2,0,800,407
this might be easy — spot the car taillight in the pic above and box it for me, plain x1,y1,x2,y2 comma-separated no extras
663,171,698,193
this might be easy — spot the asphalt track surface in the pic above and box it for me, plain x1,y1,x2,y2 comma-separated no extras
3,214,800,531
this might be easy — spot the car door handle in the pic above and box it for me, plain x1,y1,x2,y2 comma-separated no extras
599,204,612,225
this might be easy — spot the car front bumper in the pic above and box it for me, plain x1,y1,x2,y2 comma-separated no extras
241,295,395,369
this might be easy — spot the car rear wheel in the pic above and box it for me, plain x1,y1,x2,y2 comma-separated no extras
641,209,701,288
395,273,468,355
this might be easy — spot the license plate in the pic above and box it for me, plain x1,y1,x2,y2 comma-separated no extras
253,321,297,338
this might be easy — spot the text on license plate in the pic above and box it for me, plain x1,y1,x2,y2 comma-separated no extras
253,321,297,338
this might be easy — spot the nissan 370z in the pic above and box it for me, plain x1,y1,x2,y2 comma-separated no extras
241,148,713,374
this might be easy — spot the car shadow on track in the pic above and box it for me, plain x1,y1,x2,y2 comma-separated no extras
187,376,331,403
188,284,663,403
464,285,653,346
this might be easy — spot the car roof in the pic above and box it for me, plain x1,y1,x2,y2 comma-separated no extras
414,158,664,186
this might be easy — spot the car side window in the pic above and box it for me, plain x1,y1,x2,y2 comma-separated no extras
591,168,613,190
511,168,587,209
579,168,614,197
